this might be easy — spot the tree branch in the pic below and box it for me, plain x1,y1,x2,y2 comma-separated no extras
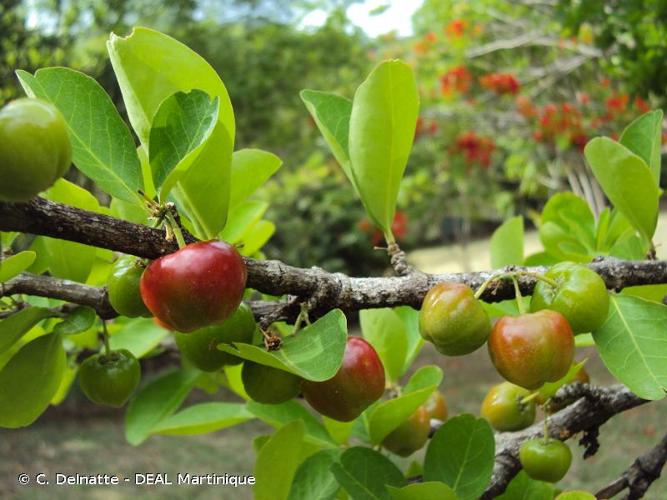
2,198,667,322
480,384,648,498
595,432,667,500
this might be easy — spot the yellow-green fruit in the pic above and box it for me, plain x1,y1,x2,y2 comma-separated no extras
242,362,301,404
382,405,431,457
419,283,492,356
424,390,448,421
174,303,256,371
107,257,151,318
480,382,536,432
0,98,71,201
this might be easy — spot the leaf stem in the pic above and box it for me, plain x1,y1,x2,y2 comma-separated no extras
512,276,527,315
101,320,111,356
165,211,187,249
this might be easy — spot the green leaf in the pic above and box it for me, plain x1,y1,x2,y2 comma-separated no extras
16,68,143,203
490,216,524,268
230,149,282,209
0,307,54,353
220,200,269,244
0,333,65,428
424,414,495,500
585,137,660,240
41,180,100,282
575,333,595,348
592,295,667,400
388,482,459,500
151,402,252,435
50,365,78,406
124,368,199,445
109,318,170,358
619,110,663,184
239,219,275,256
171,122,233,238
149,89,219,194
537,359,587,402
288,449,342,500
0,252,36,282
496,471,554,500
107,27,235,147
246,400,336,448
348,60,419,234
322,416,355,445
360,308,408,383
331,447,406,500
395,306,424,373
540,193,596,262
219,309,347,381
300,90,354,186
254,420,305,500
622,284,667,303
53,307,96,335
368,365,443,444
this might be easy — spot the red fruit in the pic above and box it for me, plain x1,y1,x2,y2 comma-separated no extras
140,241,246,333
488,310,574,390
301,337,385,422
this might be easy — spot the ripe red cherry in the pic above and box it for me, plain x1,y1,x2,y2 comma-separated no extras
488,310,574,390
301,337,385,422
140,241,246,333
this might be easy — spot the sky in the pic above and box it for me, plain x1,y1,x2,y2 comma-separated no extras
302,0,424,37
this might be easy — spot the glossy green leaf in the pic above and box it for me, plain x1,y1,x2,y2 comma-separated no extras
50,365,77,406
16,68,143,203
107,27,234,147
171,122,233,238
368,365,443,444
490,216,524,268
348,60,419,234
0,333,65,428
360,308,408,382
424,414,495,500
540,193,596,262
53,307,96,335
230,149,282,209
109,318,170,358
41,180,100,282
219,309,347,381
300,90,354,185
239,219,275,256
388,482,459,500
288,448,342,500
322,416,354,445
619,110,663,183
223,363,250,400
555,491,596,500
151,402,252,435
0,307,54,353
220,200,269,244
331,447,406,500
124,368,199,445
622,284,667,303
149,89,219,194
575,333,595,348
254,420,305,500
496,471,554,500
585,137,660,240
246,400,336,447
592,295,667,400
395,306,424,373
0,252,36,282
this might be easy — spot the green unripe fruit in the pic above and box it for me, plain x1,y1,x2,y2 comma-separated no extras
530,262,609,334
78,349,141,407
107,257,151,318
0,98,71,201
480,382,536,432
381,405,431,457
241,362,301,404
519,438,572,483
419,283,491,356
174,303,256,371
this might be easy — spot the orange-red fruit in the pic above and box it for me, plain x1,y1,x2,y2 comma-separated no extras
424,390,448,421
488,310,574,390
301,337,385,422
140,241,246,333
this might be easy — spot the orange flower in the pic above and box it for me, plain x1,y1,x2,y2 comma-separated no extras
479,73,520,95
634,96,650,114
445,19,467,38
440,65,472,95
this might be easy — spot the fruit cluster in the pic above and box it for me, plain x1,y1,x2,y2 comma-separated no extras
439,65,472,96
418,262,609,482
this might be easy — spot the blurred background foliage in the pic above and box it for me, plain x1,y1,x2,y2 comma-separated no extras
1,0,666,275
